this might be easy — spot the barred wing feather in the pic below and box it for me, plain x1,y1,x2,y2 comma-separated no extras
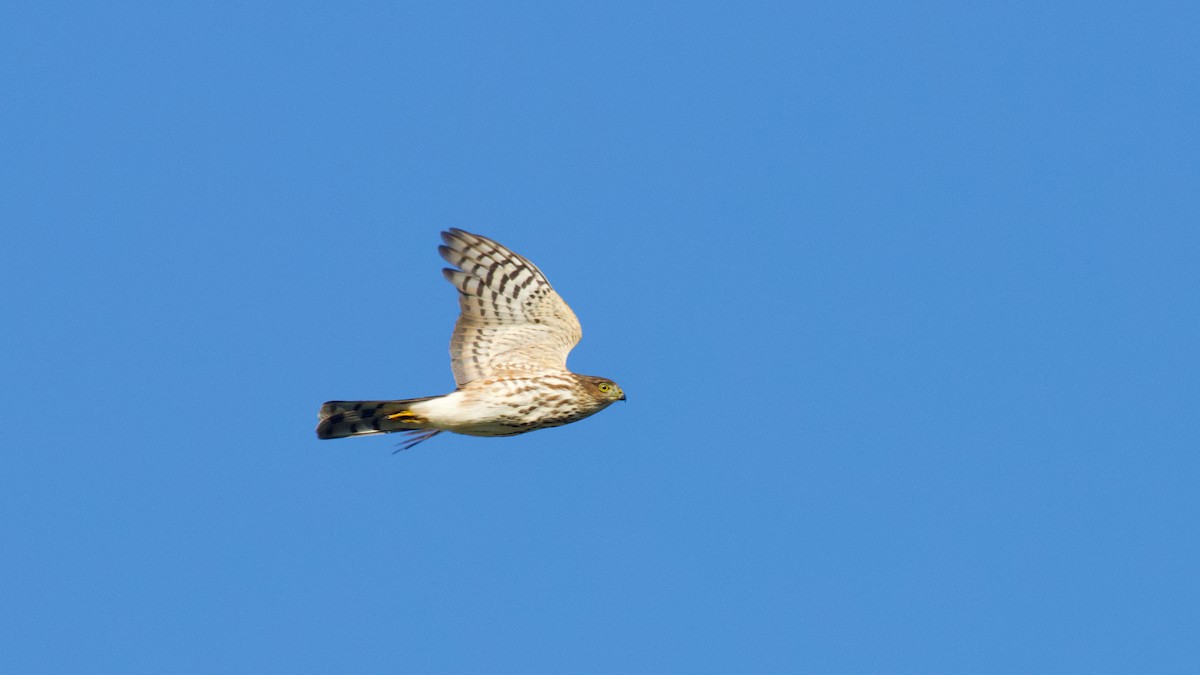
439,229,582,386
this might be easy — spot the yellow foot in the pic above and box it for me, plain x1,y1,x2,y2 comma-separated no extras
386,411,423,424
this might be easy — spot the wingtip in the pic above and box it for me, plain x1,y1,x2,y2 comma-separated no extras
442,228,471,243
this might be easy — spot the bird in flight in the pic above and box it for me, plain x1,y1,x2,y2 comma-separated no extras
316,229,625,450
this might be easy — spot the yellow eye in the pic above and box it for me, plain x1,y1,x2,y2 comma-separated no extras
597,382,612,393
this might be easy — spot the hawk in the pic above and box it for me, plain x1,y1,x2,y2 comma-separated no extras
316,229,626,449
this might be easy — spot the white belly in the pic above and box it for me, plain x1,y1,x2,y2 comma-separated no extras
407,379,601,437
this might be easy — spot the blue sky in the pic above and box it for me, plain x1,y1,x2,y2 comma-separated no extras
2,1,1198,672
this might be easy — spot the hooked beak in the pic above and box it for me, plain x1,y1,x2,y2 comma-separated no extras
619,392,627,401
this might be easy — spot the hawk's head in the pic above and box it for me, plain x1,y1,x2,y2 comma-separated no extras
581,375,626,403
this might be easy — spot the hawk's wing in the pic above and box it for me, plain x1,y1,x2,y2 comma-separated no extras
439,229,582,386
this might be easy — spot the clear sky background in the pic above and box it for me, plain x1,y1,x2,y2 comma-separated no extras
2,1,1198,672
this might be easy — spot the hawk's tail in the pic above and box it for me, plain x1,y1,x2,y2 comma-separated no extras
316,397,440,443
